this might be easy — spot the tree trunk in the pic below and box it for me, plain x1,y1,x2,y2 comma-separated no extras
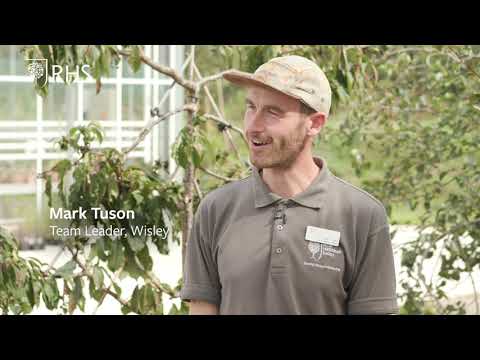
181,114,195,275
181,46,197,275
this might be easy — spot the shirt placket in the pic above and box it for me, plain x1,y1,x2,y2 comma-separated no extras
270,200,289,274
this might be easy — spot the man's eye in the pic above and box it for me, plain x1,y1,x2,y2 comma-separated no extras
268,109,279,116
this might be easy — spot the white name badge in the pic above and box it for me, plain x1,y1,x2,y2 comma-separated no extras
305,226,340,247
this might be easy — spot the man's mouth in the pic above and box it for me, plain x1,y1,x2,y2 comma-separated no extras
251,138,272,148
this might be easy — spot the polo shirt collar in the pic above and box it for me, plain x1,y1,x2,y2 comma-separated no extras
252,157,331,209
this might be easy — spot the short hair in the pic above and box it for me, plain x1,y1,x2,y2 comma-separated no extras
299,102,320,146
300,102,317,116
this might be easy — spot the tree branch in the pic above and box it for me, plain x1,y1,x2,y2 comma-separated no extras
123,105,196,155
446,46,480,81
192,63,244,160
151,50,194,117
469,272,479,315
167,165,180,182
92,267,123,315
145,271,178,298
198,166,236,182
37,149,91,179
117,47,196,92
196,70,233,89
66,246,129,308
46,244,67,272
381,47,438,61
181,44,198,277
194,177,203,199
203,114,248,146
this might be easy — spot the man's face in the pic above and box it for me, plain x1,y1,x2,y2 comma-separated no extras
244,85,310,169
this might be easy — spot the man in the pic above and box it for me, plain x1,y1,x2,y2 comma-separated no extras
180,55,398,315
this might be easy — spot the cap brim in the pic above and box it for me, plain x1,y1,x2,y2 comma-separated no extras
223,70,303,102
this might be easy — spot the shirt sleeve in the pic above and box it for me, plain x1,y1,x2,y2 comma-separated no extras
179,199,221,306
347,204,399,315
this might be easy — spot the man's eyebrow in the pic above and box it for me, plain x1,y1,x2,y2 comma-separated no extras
245,99,285,113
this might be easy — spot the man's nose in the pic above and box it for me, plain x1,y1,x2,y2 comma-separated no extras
247,112,265,133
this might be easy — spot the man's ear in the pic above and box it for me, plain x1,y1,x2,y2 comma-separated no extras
307,112,327,136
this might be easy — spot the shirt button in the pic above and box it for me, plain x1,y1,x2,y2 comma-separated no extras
277,224,284,231
275,247,283,254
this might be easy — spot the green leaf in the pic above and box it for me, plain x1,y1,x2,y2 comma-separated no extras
468,93,480,104
77,294,86,312
127,236,145,253
87,244,98,261
102,48,112,76
169,301,189,315
124,249,144,279
96,237,107,261
108,240,125,272
27,278,35,307
0,226,17,248
168,303,180,315
92,267,104,289
192,145,202,167
55,159,72,206
89,123,104,144
54,260,76,279
121,304,132,315
73,277,83,303
127,46,142,73
112,282,122,297
153,290,163,314
42,278,60,310
69,127,80,137
142,284,155,314
130,285,140,313
56,159,72,175
161,282,174,295
136,246,153,272
401,250,416,269
88,278,104,302
131,191,143,204
45,176,52,208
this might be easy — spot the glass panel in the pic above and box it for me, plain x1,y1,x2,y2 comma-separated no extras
0,82,36,121
0,192,48,249
0,45,28,76
83,83,116,121
158,45,170,68
0,160,35,185
42,83,77,121
122,84,144,121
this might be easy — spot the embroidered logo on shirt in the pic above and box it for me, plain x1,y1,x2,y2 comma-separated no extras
304,242,342,272
308,241,323,260
307,243,341,261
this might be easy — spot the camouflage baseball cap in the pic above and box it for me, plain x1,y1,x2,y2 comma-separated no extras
223,55,332,116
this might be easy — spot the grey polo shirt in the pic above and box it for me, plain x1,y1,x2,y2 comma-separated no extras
180,157,398,314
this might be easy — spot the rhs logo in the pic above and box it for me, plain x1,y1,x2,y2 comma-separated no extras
26,58,93,87
306,242,342,262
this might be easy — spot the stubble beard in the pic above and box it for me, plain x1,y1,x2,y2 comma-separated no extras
250,122,310,170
